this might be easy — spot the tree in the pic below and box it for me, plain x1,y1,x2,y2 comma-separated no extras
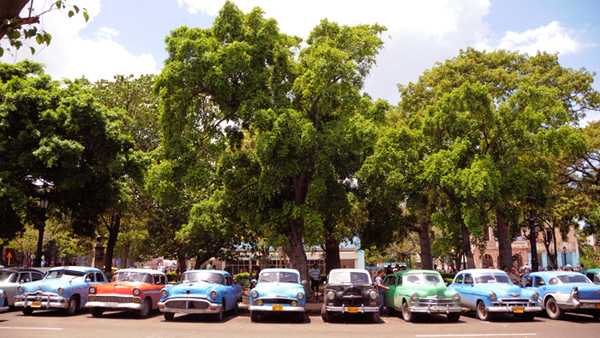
0,61,144,266
0,0,88,56
398,49,597,269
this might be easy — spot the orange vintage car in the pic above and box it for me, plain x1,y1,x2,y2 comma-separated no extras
85,268,168,318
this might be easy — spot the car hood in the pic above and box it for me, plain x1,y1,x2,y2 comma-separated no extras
252,282,304,298
401,284,455,297
95,282,145,294
166,282,222,298
20,278,83,293
325,283,376,295
470,282,525,296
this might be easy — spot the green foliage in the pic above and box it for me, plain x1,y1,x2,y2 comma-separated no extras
234,272,251,287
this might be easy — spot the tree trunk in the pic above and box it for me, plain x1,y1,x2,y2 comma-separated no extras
283,219,311,299
461,225,476,269
0,0,39,40
177,253,187,274
324,237,341,274
496,209,513,269
417,210,433,270
103,213,121,274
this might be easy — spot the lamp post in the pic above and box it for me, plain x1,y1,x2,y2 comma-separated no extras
34,195,49,267
563,245,567,268
522,195,540,272
407,249,411,269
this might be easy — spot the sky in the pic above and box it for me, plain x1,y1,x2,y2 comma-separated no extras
2,0,599,122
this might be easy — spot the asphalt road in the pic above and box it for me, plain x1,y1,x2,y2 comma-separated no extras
0,307,598,338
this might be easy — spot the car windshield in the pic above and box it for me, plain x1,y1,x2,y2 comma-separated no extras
181,271,224,285
404,273,443,285
475,273,510,284
328,271,370,284
554,274,592,284
257,271,299,284
45,270,85,280
0,271,18,283
113,272,152,283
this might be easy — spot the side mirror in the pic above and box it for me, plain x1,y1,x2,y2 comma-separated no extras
301,280,308,285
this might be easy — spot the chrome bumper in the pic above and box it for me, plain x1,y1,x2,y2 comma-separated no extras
325,304,379,313
487,305,542,313
409,304,462,314
249,305,305,312
14,293,68,309
158,298,222,314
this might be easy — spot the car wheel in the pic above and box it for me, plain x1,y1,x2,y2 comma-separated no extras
251,311,259,322
546,297,564,320
476,300,492,321
447,312,460,322
138,298,152,318
66,295,79,316
371,311,380,323
90,307,104,318
231,301,239,316
592,311,600,321
22,307,34,315
163,312,175,321
320,305,330,322
402,301,415,322
296,312,304,323
518,313,535,321
213,300,224,322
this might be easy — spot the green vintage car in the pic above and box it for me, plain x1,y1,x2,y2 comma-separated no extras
580,268,600,284
383,270,462,322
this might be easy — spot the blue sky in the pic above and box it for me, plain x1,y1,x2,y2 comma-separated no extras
2,0,599,121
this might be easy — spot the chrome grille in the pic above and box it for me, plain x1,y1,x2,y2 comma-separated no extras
415,297,454,306
165,299,209,310
258,298,294,305
94,295,134,303
494,298,534,307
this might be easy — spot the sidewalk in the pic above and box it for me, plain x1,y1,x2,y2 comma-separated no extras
239,291,323,315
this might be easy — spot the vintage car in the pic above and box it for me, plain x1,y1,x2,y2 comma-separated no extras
383,270,461,322
0,289,8,312
321,268,380,322
522,271,600,320
249,268,306,322
158,269,242,321
580,268,600,284
449,268,541,321
14,266,108,315
0,268,44,307
86,268,168,318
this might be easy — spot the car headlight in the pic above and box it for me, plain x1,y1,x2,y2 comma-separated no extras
133,288,141,296
297,292,304,300
251,290,258,298
489,292,497,301
369,290,378,300
327,291,335,300
17,286,24,294
58,287,65,295
89,287,96,294
411,292,419,301
209,290,218,300
160,289,168,298
453,293,460,301
532,292,539,300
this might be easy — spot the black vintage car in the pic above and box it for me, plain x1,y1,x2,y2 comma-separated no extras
321,268,380,322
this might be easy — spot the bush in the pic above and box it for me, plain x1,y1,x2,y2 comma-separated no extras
166,271,178,282
235,272,251,287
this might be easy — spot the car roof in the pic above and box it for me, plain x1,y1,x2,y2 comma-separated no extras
0,268,43,273
114,268,166,276
329,268,370,274
48,266,103,273
259,268,300,274
580,268,600,273
388,269,440,277
183,269,231,276
456,269,508,276
526,271,585,278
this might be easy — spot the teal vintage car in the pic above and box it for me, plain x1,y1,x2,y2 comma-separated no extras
383,270,462,322
580,268,600,284
249,268,306,322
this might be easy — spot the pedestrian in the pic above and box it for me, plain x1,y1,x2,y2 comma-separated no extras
308,264,321,300
509,267,520,285
375,269,389,318
206,261,213,270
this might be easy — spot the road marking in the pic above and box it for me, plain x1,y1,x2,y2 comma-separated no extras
0,327,63,331
416,334,537,337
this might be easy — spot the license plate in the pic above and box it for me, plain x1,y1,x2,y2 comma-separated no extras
595,304,600,309
513,307,523,313
105,302,118,307
32,302,42,308
272,305,283,311
348,307,358,313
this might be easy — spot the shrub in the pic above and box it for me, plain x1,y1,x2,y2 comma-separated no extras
235,272,251,287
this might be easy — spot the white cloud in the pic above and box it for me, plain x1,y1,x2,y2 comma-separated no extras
0,0,158,81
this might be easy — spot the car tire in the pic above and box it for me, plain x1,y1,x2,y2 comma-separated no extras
251,311,259,322
447,312,460,322
66,295,79,316
296,312,304,323
592,311,600,321
402,301,415,322
371,311,380,323
22,307,34,315
518,313,535,321
476,300,492,321
320,305,330,322
213,300,224,322
90,307,104,318
231,301,239,316
546,297,564,320
164,312,175,321
138,298,152,318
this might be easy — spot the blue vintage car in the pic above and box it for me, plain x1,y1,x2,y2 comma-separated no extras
249,268,306,322
14,266,108,315
449,269,541,321
0,289,8,312
158,269,242,321
522,271,600,320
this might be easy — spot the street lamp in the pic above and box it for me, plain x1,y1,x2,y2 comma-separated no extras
34,194,49,267
563,245,567,268
407,248,411,270
521,195,540,272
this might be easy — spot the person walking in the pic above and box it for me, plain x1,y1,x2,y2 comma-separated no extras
308,264,321,300
375,269,390,317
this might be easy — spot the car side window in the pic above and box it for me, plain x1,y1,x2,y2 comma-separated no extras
87,272,95,282
383,276,394,286
32,272,43,281
548,277,559,285
454,274,464,285
95,273,105,282
523,276,533,287
464,274,473,285
534,277,545,287
161,275,167,284
20,272,31,283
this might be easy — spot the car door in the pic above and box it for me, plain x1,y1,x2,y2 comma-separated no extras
461,274,477,309
449,273,464,300
382,275,396,309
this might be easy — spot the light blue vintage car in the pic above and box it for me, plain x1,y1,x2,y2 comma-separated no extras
14,266,108,315
522,271,600,320
449,269,541,321
158,269,242,321
0,289,8,312
249,268,306,322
